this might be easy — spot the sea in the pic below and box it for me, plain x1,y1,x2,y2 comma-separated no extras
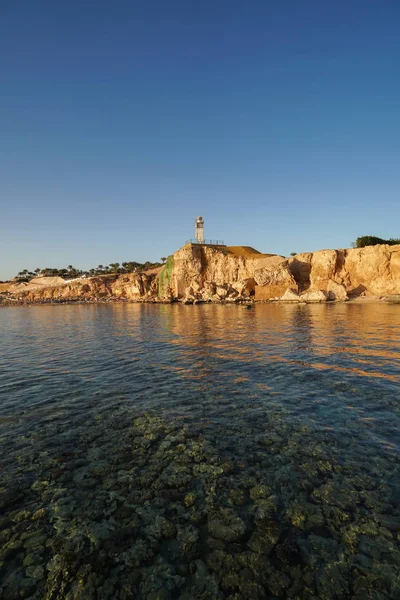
0,303,399,599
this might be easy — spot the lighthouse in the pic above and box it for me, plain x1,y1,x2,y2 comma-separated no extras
195,216,204,243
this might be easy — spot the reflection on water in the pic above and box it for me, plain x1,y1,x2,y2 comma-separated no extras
0,303,399,599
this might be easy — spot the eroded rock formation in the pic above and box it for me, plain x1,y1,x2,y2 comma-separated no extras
287,245,400,298
158,243,400,303
2,243,400,305
3,272,160,304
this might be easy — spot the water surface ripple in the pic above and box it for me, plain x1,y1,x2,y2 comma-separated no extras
0,303,399,599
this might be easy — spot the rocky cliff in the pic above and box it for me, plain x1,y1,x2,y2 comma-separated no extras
2,271,160,304
161,245,295,302
156,243,400,303
2,243,400,305
288,245,400,299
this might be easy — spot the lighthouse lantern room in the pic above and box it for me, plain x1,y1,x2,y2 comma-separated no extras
195,216,205,243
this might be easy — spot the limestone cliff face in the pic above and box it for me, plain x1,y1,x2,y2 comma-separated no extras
288,244,400,297
3,243,400,305
162,243,400,301
10,273,158,303
166,245,295,301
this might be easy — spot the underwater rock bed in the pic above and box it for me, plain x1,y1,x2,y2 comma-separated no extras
0,404,399,600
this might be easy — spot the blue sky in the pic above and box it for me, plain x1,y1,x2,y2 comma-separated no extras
1,0,399,279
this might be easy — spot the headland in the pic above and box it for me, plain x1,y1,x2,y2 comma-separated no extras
1,243,400,306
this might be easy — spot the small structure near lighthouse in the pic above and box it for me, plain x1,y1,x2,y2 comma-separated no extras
186,216,225,246
195,216,205,243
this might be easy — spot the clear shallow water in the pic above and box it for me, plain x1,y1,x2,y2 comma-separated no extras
0,303,399,599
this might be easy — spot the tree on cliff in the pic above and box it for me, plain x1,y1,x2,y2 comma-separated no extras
355,236,400,248
16,269,29,280
109,263,120,273
14,258,163,281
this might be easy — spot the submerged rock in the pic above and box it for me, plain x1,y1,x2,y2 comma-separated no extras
247,520,281,555
208,510,247,542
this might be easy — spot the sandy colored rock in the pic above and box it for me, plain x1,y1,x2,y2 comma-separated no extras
255,284,291,301
27,276,66,287
111,273,146,298
231,278,257,297
280,288,301,302
216,285,229,298
254,262,296,289
309,250,341,289
14,272,157,303
343,245,400,296
300,289,328,303
327,280,348,301
5,243,400,305
168,244,284,299
288,245,400,298
200,282,216,301
288,253,313,291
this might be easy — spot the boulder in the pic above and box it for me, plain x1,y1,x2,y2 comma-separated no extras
200,281,216,301
231,278,256,297
300,290,328,303
280,288,301,302
327,280,348,301
184,286,194,297
216,285,228,298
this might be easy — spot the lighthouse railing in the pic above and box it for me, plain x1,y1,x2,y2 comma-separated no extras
185,239,225,246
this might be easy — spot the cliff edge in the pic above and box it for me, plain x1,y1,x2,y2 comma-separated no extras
2,244,400,305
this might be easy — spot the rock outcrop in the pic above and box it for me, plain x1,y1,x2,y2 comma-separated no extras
280,288,301,303
2,243,400,305
163,245,295,303
158,243,400,303
6,272,160,304
287,244,400,298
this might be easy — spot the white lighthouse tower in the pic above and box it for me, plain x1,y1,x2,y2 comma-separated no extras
195,216,204,243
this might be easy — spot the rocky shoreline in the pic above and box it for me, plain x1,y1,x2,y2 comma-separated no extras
2,243,400,307
2,294,400,308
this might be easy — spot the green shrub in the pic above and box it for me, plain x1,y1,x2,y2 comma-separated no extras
158,255,174,297
355,236,400,248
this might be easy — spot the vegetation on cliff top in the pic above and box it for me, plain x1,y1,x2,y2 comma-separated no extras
354,235,400,248
15,260,163,282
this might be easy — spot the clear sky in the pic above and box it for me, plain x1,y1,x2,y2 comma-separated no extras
1,0,399,280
